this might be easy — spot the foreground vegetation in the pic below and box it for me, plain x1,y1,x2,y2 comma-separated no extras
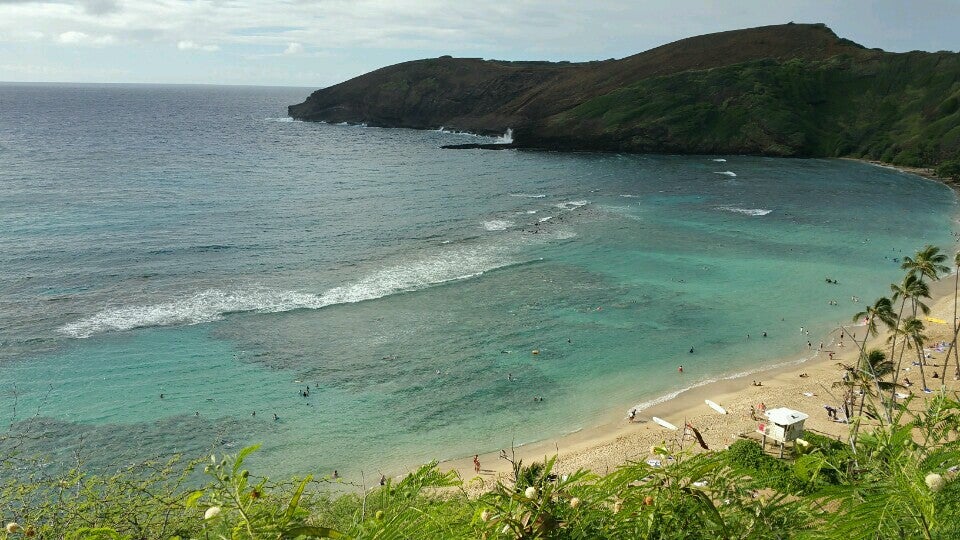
1,395,958,539
3,245,960,539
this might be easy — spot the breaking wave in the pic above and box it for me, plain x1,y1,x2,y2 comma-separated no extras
717,206,772,216
714,171,737,177
59,246,523,338
483,220,514,231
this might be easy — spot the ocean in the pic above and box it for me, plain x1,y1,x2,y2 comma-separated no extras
1,83,956,477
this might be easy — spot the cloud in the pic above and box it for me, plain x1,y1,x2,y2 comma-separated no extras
177,40,219,52
57,30,116,45
283,42,303,55
0,0,119,16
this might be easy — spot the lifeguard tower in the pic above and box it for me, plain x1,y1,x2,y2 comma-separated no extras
758,407,808,458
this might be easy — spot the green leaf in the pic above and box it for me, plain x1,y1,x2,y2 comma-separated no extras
184,489,204,508
232,444,262,476
284,475,313,522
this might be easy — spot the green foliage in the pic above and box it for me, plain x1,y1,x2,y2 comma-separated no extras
547,54,960,167
936,159,960,180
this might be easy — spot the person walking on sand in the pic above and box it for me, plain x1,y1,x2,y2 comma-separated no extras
473,455,481,474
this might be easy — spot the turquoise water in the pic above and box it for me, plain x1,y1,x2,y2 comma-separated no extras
1,84,957,476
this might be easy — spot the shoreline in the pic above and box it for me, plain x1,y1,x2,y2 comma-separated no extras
442,276,960,486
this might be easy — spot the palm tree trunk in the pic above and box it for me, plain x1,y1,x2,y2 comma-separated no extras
915,337,929,390
888,299,909,418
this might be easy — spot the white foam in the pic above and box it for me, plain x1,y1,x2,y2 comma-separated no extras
619,194,639,198
436,127,482,138
483,220,514,231
538,216,553,223
554,200,589,210
717,206,772,216
495,128,513,144
264,117,299,123
714,171,737,176
59,245,519,338
509,193,546,199
712,158,727,162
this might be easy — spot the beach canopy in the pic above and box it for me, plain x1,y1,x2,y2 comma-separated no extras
765,407,809,425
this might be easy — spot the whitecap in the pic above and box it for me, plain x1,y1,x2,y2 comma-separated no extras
509,193,546,199
619,194,639,198
59,245,522,339
264,117,298,123
712,158,727,162
483,220,514,231
538,216,553,223
714,171,737,176
717,206,772,216
495,128,513,144
554,200,589,210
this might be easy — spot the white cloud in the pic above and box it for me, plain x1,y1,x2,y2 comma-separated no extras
57,30,115,45
283,42,303,55
177,40,219,52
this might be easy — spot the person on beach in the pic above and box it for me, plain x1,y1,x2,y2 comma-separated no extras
628,409,636,422
332,470,339,480
379,473,386,486
678,365,684,373
473,455,481,474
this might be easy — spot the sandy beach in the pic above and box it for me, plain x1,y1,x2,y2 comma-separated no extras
444,251,960,491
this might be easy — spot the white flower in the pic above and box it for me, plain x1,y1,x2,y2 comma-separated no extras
926,473,946,492
480,509,492,522
524,486,537,498
6,523,22,534
569,497,581,509
501,524,511,534
204,506,222,520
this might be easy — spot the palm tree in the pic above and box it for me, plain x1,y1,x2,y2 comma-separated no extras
834,349,897,419
901,244,950,286
936,251,960,380
889,274,931,404
852,297,896,421
891,317,930,391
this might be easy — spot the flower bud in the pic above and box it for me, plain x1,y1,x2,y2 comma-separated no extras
204,506,222,520
6,523,22,534
926,473,946,492
524,486,537,499
569,497,581,509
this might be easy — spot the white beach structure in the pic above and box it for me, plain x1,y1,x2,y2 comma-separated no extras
758,407,809,458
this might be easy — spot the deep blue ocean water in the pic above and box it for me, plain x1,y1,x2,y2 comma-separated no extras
1,83,956,476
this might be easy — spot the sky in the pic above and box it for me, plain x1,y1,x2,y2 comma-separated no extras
0,0,958,88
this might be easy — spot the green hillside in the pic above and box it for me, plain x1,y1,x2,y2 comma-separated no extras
289,23,960,177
